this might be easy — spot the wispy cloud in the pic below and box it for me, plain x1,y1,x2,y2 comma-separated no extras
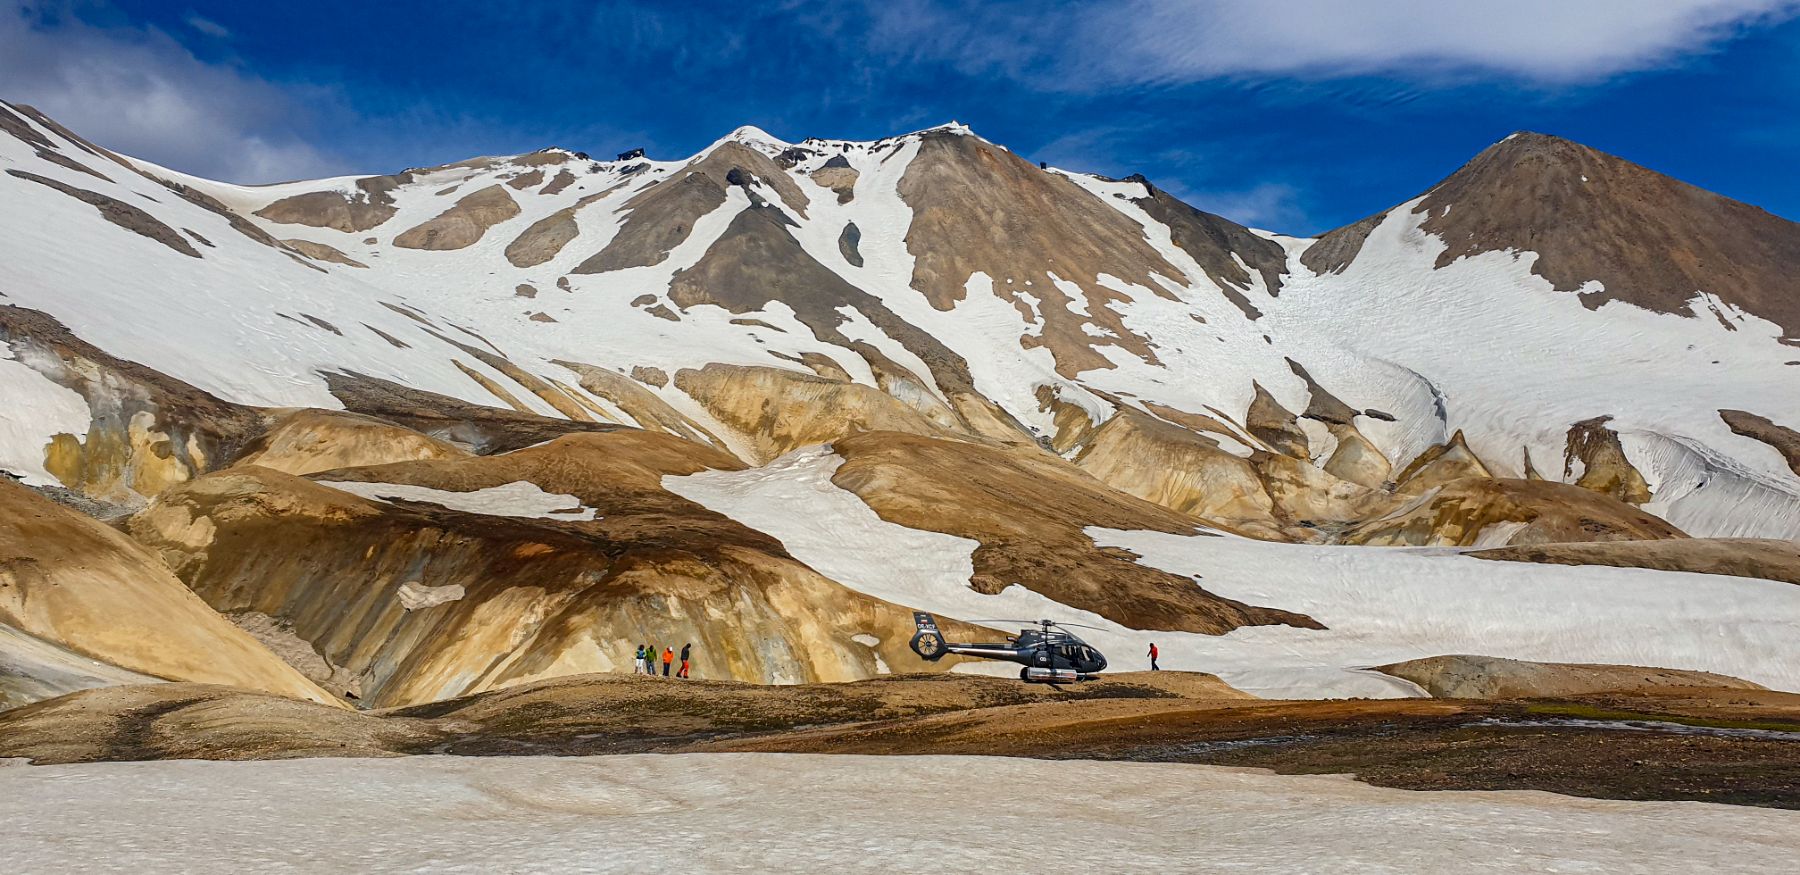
0,2,343,181
183,12,228,39
856,0,1800,88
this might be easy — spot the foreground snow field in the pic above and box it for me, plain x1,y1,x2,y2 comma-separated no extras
1,753,1793,873
667,447,1800,698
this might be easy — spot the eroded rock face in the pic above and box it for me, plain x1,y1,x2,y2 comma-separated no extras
393,185,521,251
553,361,724,448
1071,408,1280,536
324,372,615,455
1396,431,1493,495
232,409,470,476
2,306,261,504
1345,477,1685,547
126,433,968,706
830,431,1320,634
0,479,337,708
675,363,947,465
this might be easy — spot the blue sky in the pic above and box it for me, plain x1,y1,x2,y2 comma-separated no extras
6,0,1800,234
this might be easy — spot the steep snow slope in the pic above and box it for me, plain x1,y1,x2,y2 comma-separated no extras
3,754,1794,872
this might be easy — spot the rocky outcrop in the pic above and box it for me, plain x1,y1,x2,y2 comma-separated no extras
282,238,367,268
810,155,858,203
393,185,521,250
6,170,199,257
1564,416,1651,505
254,173,410,233
1244,383,1307,458
1379,654,1762,699
1720,409,1800,477
0,479,338,708
503,191,610,267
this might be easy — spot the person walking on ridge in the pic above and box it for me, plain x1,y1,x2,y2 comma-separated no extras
1147,642,1160,671
633,644,646,675
662,646,674,677
678,643,692,679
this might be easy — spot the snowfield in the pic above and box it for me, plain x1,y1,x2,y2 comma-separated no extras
668,447,1800,698
1,753,1793,873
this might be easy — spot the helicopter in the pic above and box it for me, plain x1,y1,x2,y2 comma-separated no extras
907,612,1108,683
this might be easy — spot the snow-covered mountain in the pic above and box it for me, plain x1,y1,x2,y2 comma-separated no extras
3,100,1798,707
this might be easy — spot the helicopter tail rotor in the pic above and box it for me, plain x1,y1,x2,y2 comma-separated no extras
908,612,947,661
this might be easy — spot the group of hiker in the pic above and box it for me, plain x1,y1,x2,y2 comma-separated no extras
634,643,692,678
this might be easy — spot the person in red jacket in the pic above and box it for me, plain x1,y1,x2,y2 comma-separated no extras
661,646,674,677
1147,642,1160,671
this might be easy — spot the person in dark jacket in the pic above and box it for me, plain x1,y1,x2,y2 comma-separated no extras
633,644,646,675
662,646,674,677
1147,642,1160,671
678,643,692,679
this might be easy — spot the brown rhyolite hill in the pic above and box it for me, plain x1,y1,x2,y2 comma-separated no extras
1306,132,1800,342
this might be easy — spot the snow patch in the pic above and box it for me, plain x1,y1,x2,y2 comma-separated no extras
317,480,597,521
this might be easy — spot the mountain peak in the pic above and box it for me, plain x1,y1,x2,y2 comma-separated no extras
1306,128,1800,340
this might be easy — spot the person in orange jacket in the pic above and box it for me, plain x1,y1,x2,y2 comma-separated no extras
1147,642,1160,671
661,646,674,677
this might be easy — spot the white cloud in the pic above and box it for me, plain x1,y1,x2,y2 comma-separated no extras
862,0,1800,87
0,3,344,182
1178,183,1308,233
